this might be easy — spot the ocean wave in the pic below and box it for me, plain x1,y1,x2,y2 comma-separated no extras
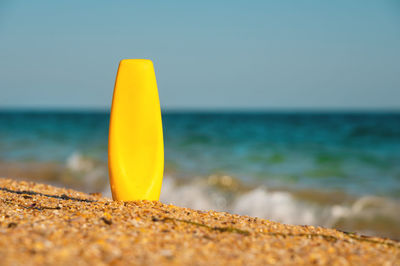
65,152,108,193
159,175,400,239
160,176,325,226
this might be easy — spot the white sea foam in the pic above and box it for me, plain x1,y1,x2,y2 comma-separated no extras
66,152,95,172
231,188,318,225
159,175,400,238
160,176,322,225
160,176,228,211
66,152,108,192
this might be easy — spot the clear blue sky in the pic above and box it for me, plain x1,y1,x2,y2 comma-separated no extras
1,0,399,110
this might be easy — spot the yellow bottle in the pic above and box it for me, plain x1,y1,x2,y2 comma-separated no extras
108,59,164,201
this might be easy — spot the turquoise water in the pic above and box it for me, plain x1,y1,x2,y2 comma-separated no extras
163,112,400,197
1,111,400,238
1,111,399,196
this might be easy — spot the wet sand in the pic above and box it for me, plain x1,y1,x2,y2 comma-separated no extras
0,178,399,265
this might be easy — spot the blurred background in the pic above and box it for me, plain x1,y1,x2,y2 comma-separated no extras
1,1,400,239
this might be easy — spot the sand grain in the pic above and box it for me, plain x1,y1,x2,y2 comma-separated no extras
0,178,398,265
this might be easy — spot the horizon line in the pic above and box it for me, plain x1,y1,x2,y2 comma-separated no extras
0,107,400,114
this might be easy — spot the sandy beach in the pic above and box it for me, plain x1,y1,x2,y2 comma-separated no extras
0,178,398,265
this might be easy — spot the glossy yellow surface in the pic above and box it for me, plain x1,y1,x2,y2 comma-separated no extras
108,59,164,201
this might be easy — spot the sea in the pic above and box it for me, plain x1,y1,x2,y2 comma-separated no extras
0,110,399,239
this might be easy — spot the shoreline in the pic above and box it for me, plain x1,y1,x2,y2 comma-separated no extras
0,178,399,265
2,159,400,240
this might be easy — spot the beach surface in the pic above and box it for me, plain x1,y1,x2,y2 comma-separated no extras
0,178,398,265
